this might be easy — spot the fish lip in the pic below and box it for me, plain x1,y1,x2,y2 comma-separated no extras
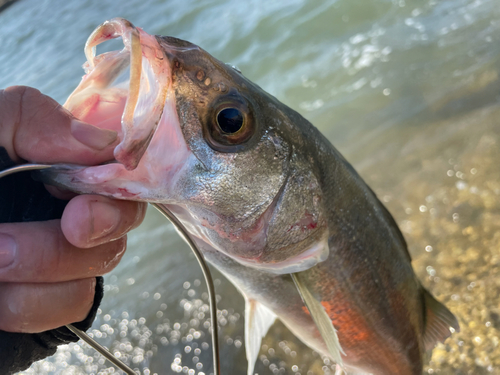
65,18,173,171
84,18,138,70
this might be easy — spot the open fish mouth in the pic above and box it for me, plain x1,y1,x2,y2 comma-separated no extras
43,18,194,200
65,18,171,170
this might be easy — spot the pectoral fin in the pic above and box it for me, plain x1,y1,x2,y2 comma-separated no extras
423,289,460,351
244,297,277,375
292,272,345,368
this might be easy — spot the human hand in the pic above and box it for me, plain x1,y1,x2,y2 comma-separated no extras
0,86,146,333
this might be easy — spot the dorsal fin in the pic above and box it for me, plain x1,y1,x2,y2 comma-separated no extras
244,297,277,375
423,289,460,351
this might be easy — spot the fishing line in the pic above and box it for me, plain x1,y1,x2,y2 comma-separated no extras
0,164,221,375
151,203,220,375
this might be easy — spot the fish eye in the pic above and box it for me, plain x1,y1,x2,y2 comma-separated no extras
204,93,258,152
216,108,244,134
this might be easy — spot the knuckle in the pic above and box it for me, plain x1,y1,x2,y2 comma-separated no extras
0,284,32,332
4,85,31,97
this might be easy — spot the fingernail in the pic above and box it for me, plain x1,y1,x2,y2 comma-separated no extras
89,201,121,241
70,119,118,150
0,233,17,269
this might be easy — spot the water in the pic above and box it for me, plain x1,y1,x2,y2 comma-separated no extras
1,0,500,374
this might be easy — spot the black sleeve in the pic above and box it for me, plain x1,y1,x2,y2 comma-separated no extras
0,148,104,374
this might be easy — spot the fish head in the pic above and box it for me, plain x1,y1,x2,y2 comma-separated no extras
45,18,330,274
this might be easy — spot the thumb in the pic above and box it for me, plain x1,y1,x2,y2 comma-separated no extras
0,86,117,165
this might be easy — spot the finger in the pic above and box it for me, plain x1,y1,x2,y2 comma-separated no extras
44,184,78,200
0,220,126,283
61,195,147,248
0,278,95,333
0,86,117,165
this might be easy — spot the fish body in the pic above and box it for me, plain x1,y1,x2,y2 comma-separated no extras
43,19,459,375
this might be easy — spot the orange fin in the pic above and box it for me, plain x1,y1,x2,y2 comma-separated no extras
423,289,460,351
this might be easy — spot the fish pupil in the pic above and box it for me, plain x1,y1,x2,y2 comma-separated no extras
217,108,244,134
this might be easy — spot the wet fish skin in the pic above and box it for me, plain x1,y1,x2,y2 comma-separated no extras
40,19,459,375
162,37,426,373
158,36,332,273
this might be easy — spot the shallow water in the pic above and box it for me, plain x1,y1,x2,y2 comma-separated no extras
1,0,500,374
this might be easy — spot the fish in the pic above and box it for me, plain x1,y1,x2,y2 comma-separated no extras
41,18,459,375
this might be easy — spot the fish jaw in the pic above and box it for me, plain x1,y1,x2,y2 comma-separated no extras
44,93,195,201
64,18,171,170
44,18,196,200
